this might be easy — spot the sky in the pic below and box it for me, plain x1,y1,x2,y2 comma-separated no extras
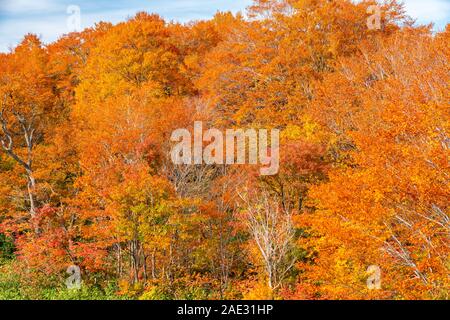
0,0,449,52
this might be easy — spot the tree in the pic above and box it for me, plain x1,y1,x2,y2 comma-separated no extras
0,35,56,220
300,26,449,299
239,190,296,293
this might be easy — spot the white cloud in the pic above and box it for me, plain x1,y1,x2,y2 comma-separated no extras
0,0,448,52
0,0,253,52
403,0,450,26
0,0,63,14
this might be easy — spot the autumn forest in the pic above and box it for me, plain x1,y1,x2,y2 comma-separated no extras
0,0,448,300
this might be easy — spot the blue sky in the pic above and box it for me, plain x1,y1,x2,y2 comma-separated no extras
0,0,449,52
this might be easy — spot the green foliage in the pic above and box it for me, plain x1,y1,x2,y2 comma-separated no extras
0,260,128,300
0,234,15,260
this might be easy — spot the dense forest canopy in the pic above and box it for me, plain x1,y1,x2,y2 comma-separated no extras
0,0,448,300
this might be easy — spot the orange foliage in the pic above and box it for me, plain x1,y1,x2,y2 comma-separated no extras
0,1,447,300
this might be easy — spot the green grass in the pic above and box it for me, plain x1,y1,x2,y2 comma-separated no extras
0,259,128,300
